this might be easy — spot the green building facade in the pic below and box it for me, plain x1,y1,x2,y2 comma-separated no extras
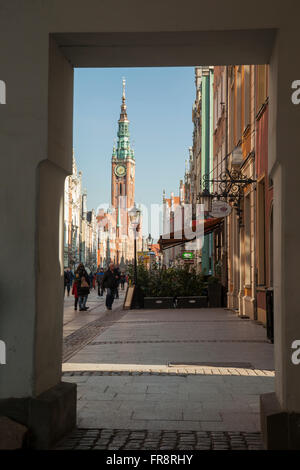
199,66,214,275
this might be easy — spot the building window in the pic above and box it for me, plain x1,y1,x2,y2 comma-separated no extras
236,66,242,143
243,65,250,130
256,65,268,114
229,71,235,152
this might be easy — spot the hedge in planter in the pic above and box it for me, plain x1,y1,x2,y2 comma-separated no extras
128,264,206,299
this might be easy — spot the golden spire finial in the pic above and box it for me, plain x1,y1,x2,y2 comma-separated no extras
122,77,126,101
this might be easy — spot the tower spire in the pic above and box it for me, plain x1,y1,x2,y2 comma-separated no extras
120,77,127,121
113,78,134,161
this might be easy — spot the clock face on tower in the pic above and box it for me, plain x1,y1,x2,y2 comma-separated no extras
115,164,127,178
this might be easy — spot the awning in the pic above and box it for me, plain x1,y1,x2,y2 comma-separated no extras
158,217,223,251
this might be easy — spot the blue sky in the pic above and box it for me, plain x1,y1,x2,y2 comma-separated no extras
73,67,195,212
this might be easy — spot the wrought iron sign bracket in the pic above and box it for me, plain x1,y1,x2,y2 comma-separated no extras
196,169,256,227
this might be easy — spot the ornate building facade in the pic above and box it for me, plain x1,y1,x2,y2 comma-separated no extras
182,65,272,324
188,66,215,273
64,153,98,270
64,155,81,268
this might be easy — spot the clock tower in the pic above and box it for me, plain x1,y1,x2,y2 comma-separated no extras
111,79,136,265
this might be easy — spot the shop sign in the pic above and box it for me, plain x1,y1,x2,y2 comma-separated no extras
210,200,232,218
182,252,195,260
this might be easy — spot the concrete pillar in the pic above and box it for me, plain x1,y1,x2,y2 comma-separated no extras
238,224,245,315
260,28,300,449
226,216,232,308
227,211,236,309
232,208,240,310
241,181,256,319
0,35,76,448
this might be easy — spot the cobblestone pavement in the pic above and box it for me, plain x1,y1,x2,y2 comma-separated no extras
63,308,126,362
63,289,127,362
56,428,264,450
63,366,274,376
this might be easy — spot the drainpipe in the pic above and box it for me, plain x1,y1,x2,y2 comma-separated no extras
253,65,258,321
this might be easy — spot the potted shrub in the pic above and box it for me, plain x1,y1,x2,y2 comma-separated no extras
175,266,208,308
143,266,176,308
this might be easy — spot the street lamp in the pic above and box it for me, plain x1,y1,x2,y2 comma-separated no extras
147,233,154,271
147,233,153,251
129,203,141,285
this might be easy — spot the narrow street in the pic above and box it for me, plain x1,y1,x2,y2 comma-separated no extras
58,294,274,450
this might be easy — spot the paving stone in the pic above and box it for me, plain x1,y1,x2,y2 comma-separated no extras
56,428,265,450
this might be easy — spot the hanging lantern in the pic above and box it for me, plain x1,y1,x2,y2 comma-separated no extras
198,188,213,212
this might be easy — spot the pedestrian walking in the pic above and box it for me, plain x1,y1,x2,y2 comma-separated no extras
101,263,119,310
64,267,73,296
64,269,68,294
96,267,105,296
72,280,79,311
78,276,90,311
89,271,94,289
120,272,126,290
75,263,90,311
114,265,121,299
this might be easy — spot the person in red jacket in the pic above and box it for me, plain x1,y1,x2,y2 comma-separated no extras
72,280,79,311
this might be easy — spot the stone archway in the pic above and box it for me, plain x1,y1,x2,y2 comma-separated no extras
1,0,300,449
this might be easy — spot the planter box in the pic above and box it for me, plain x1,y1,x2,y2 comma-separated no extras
208,283,222,307
143,297,174,309
176,296,208,308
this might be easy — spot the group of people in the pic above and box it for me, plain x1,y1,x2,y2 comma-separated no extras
64,263,128,312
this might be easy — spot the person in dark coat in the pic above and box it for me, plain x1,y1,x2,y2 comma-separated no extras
89,271,94,289
114,265,121,299
75,263,90,311
120,273,126,290
64,269,68,294
101,263,119,310
64,268,73,296
96,267,105,296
